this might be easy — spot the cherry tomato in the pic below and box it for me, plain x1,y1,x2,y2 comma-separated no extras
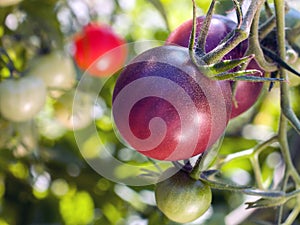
166,15,264,119
155,167,212,223
53,90,94,130
112,45,232,161
28,51,76,98
73,23,127,77
0,76,47,122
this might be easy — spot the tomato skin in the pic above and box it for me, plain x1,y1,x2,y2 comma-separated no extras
112,45,231,161
28,51,76,97
166,15,264,119
0,76,47,122
73,23,127,77
155,168,212,223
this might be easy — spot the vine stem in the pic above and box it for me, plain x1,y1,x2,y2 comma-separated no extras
201,0,265,64
215,135,278,168
246,0,277,72
274,0,300,224
274,0,300,184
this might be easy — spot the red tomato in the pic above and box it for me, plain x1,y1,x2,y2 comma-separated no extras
73,23,127,77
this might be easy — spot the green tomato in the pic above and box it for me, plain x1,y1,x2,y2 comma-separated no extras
155,168,212,223
28,51,76,98
0,76,47,122
53,90,94,130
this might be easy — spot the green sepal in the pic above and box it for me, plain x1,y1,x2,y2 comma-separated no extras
243,188,285,198
233,75,285,82
202,54,255,76
212,69,262,80
245,196,287,209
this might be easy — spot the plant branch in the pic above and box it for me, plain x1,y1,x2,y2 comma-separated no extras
246,0,277,72
274,0,300,223
201,0,265,64
197,0,216,54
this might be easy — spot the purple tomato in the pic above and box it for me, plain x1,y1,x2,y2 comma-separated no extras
112,45,232,161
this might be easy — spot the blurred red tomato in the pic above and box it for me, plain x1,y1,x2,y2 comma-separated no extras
73,23,127,77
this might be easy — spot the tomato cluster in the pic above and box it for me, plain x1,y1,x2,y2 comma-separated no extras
0,23,127,130
166,15,264,119
112,15,264,161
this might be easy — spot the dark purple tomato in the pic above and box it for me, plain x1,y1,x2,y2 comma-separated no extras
166,15,264,119
112,45,232,161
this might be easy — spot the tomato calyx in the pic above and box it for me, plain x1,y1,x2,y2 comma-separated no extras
185,1,282,85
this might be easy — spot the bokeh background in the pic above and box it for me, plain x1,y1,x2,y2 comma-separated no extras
0,0,300,224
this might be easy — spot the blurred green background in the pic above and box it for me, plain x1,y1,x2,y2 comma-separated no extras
0,0,300,225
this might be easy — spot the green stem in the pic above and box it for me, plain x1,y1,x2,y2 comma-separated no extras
274,0,300,184
232,0,243,28
282,206,300,225
259,15,276,40
201,0,265,64
216,135,278,168
197,0,216,54
246,0,277,72
250,154,264,189
274,0,300,223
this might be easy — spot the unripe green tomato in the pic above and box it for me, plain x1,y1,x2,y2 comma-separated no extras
53,90,94,130
0,76,47,122
155,168,212,223
28,51,76,98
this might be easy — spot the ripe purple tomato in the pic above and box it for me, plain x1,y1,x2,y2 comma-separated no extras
166,15,264,119
112,45,232,161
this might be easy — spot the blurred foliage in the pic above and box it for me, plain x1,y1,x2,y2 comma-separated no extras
0,0,299,225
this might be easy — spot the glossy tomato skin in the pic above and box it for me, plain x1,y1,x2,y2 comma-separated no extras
155,167,212,223
73,23,127,77
0,76,47,122
113,45,232,161
166,15,264,119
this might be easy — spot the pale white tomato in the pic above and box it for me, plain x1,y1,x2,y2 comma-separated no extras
0,76,47,122
28,51,76,98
